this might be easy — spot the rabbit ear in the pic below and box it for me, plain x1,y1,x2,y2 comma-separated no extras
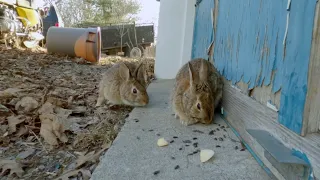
133,61,144,78
188,62,196,88
119,62,131,81
199,60,208,81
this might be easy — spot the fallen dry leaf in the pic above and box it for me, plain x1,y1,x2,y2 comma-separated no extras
0,159,24,178
39,114,59,146
0,88,22,99
7,115,25,133
75,142,111,168
15,96,39,113
38,102,71,145
53,168,91,180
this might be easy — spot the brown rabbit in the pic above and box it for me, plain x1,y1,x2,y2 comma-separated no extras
95,61,149,107
171,58,223,126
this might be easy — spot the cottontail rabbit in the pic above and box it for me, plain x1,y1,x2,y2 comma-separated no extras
171,58,223,126
95,61,149,107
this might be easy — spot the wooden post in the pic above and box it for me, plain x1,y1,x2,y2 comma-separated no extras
301,2,320,136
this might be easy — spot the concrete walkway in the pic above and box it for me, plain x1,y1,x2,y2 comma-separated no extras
91,80,271,180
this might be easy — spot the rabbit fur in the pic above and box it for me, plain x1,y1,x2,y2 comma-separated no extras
171,58,223,126
95,61,149,107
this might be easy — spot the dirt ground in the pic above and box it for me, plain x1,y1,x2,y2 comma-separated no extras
0,46,155,180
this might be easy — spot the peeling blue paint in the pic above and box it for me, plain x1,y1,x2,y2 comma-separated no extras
191,0,214,59
291,149,314,180
192,0,317,134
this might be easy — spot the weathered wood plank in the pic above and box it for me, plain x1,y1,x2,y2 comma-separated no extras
235,80,281,112
302,2,320,136
222,81,320,179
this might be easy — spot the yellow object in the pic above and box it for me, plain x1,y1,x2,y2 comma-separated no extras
16,7,40,27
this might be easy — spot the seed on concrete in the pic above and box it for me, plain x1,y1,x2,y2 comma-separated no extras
209,130,214,135
179,148,183,150
235,146,239,150
216,145,221,148
174,165,180,170
134,119,139,122
193,137,198,140
153,170,160,175
221,126,225,129
170,140,174,143
156,133,161,136
217,128,220,131
214,138,218,141
219,137,223,141
183,140,192,143
149,129,154,132
171,156,175,160
223,135,227,138
136,136,140,140
193,130,204,134
173,136,178,139
185,144,190,147
223,129,227,132
193,142,198,148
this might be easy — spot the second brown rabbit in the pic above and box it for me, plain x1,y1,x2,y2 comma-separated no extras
171,58,223,126
95,61,149,107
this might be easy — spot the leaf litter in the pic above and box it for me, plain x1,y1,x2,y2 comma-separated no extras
0,45,155,179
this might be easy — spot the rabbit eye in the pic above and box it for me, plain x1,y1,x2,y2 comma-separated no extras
133,88,137,94
197,103,201,110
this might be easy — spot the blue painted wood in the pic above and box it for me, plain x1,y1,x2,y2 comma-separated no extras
192,0,317,134
191,0,214,59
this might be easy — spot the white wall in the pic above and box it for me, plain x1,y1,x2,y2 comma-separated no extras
155,0,196,79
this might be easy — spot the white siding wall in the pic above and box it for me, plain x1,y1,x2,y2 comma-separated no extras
155,0,196,79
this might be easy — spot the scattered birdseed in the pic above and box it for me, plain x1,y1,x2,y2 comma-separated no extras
193,150,200,154
183,140,192,143
170,140,174,143
149,129,154,132
193,137,198,140
153,170,160,175
188,152,194,156
179,148,183,150
156,133,161,136
221,126,225,129
173,136,178,139
223,135,227,138
174,165,180,170
240,148,246,151
209,130,214,135
136,136,140,140
216,145,221,148
214,138,218,141
134,119,139,122
235,146,239,150
171,157,175,160
193,142,198,148
213,130,216,132
218,124,221,126
185,144,190,147
193,130,204,134
216,128,220,131
142,129,145,131
223,129,227,132
219,137,224,141
125,114,129,118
